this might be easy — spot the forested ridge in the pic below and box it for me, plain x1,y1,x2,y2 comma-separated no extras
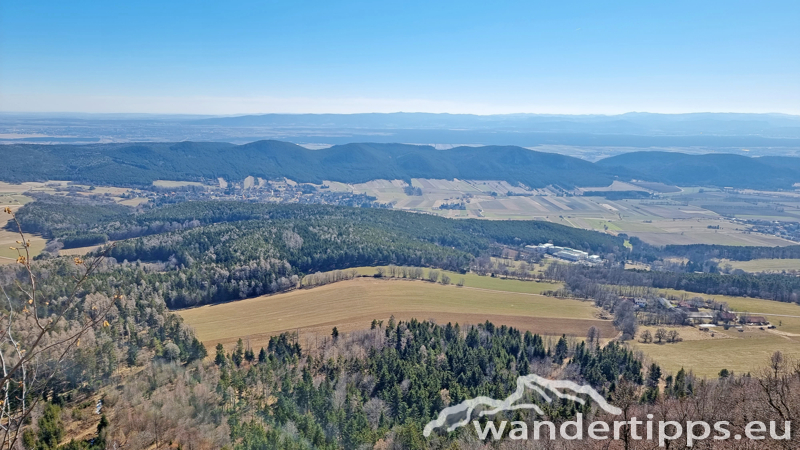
14,198,622,308
16,196,623,252
0,141,613,188
597,151,800,190
3,141,800,189
19,196,800,307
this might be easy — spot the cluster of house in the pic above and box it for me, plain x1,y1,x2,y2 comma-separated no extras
524,243,602,263
624,296,771,327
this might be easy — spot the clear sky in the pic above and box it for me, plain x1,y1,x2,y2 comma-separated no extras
1,0,798,115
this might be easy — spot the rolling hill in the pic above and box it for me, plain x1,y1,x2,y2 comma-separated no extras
0,141,613,188
596,151,800,189
2,140,800,190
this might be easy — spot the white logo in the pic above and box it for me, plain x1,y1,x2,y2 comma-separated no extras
423,374,621,437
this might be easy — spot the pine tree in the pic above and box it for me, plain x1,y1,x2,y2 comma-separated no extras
232,338,245,366
214,343,226,366
36,403,64,450
553,335,568,364
127,344,139,366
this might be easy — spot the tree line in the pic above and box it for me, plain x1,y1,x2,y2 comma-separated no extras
547,262,800,304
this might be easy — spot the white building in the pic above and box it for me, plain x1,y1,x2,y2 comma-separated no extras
555,249,588,261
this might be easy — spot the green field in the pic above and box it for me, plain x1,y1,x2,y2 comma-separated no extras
0,239,46,262
0,194,33,205
352,266,563,294
584,218,622,231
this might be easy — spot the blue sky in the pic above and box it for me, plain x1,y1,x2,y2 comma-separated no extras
1,0,798,114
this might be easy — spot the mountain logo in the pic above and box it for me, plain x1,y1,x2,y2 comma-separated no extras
423,374,621,437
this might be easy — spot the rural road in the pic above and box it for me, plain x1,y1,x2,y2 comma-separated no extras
741,312,800,319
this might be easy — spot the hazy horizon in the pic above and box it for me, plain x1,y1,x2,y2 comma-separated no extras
2,111,799,118
2,1,798,115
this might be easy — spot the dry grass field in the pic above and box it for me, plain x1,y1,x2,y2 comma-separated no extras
59,244,108,256
0,214,46,263
631,328,800,378
178,268,800,378
177,277,615,351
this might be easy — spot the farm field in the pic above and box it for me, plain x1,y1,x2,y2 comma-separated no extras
59,244,109,256
718,258,800,273
0,214,46,263
329,177,797,246
0,180,142,206
152,179,206,188
177,277,614,351
351,266,563,294
631,328,800,378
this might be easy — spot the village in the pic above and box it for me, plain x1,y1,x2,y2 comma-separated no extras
622,294,774,331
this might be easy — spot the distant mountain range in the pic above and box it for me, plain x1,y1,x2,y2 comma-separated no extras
2,113,800,153
1,141,799,190
192,112,800,138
